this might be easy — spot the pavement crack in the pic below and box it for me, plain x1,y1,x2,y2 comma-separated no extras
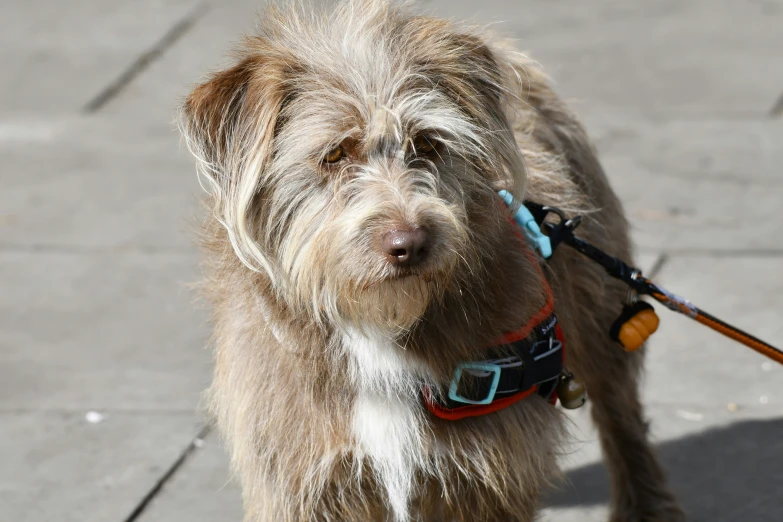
122,424,212,522
646,252,669,279
83,2,209,113
770,91,783,118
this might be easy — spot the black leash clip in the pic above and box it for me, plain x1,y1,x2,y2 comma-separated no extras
539,206,582,251
529,203,648,295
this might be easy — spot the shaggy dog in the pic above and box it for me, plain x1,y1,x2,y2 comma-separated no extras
179,1,685,520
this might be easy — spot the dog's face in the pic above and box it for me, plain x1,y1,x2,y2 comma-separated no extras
181,2,526,333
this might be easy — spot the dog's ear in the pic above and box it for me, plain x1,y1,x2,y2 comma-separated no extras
454,34,528,196
179,51,292,276
416,30,506,122
180,57,254,173
413,27,528,197
179,53,288,185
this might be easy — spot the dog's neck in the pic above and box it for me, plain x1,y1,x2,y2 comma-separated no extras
339,222,549,396
405,225,549,382
340,325,434,397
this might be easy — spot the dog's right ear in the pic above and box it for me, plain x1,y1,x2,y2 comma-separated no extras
180,58,254,174
179,52,292,276
179,54,287,185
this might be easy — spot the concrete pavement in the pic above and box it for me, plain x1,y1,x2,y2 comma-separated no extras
1,1,781,521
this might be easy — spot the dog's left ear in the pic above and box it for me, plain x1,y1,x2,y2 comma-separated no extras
423,30,528,197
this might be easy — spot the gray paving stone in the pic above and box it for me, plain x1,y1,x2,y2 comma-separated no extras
541,506,607,522
423,0,783,117
136,431,243,522
0,0,200,116
595,119,783,252
0,250,210,410
0,410,202,522
592,118,783,185
0,117,202,250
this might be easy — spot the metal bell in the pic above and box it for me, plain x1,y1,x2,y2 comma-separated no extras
557,370,587,410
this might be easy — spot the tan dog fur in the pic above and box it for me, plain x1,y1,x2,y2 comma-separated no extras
179,1,685,520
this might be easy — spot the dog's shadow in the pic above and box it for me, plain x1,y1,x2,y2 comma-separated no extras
545,418,783,521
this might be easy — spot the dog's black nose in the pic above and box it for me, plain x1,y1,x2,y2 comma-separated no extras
382,228,430,266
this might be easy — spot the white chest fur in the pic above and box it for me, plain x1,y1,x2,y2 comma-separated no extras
343,329,428,522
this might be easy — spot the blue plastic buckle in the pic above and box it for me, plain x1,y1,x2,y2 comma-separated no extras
448,362,502,405
498,190,552,259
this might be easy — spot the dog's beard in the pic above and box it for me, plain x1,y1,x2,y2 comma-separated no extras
343,275,433,333
275,185,471,334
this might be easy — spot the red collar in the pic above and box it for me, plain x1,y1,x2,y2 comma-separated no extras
422,239,565,421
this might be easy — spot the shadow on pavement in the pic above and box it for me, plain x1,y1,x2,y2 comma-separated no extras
546,418,783,522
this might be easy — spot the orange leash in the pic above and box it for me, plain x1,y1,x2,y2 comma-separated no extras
646,284,783,366
530,203,783,367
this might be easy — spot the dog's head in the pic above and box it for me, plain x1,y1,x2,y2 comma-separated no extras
180,0,527,333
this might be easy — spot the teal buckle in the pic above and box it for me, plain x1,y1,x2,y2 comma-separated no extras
448,362,502,405
498,190,552,259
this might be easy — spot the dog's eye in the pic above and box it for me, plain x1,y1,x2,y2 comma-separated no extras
323,146,345,164
412,135,437,155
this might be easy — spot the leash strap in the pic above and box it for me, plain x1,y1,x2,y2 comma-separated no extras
526,202,783,366
645,280,783,365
